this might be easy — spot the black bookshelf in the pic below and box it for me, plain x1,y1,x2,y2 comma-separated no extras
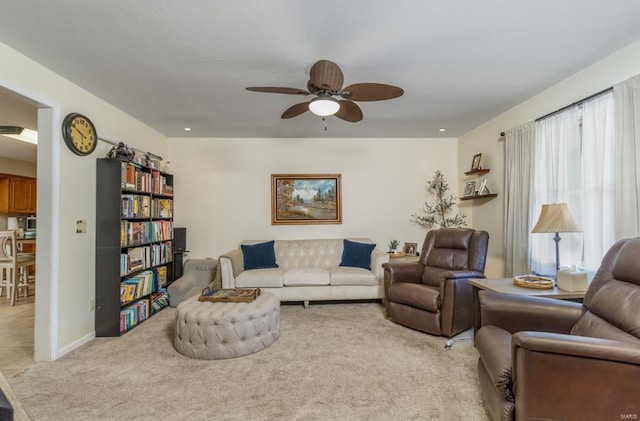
95,158,174,337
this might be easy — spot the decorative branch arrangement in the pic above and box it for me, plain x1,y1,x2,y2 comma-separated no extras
411,170,467,228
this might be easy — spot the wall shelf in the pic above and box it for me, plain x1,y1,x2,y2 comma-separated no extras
464,168,491,176
460,193,498,201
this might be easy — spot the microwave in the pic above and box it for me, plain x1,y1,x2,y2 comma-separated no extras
26,216,36,232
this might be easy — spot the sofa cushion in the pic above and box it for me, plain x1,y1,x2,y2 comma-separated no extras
330,266,377,286
283,267,330,286
235,268,284,288
339,239,376,270
275,239,343,269
241,240,278,270
387,282,440,312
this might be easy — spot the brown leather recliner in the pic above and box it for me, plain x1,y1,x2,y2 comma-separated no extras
383,228,489,337
476,237,640,421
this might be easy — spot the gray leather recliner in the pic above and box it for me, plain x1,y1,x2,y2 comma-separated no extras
168,258,217,307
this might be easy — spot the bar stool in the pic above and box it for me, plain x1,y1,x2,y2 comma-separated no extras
0,230,36,305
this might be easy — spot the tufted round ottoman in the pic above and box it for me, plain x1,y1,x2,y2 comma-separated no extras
174,291,280,359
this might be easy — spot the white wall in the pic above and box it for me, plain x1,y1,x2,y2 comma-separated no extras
459,39,640,278
0,157,36,177
168,138,460,260
0,41,169,359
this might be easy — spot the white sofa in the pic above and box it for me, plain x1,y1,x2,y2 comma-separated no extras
219,238,389,307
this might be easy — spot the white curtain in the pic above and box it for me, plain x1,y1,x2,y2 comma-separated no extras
503,122,535,276
531,107,583,275
531,92,615,275
614,74,640,239
581,93,616,268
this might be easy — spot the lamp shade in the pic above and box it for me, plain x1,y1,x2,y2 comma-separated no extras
532,203,582,233
308,97,340,117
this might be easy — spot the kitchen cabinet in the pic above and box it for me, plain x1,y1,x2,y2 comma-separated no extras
0,173,37,214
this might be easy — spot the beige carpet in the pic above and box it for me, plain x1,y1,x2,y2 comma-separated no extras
9,302,490,420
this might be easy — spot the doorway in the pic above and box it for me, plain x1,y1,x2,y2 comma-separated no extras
0,84,56,366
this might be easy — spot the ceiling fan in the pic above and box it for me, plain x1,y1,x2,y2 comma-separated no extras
246,60,403,123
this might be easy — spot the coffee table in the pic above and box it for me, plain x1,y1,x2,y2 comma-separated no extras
468,277,586,335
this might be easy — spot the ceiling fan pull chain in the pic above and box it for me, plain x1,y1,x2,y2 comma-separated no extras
323,117,328,131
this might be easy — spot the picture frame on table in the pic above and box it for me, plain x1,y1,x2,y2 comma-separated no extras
464,181,477,197
271,174,342,225
471,153,482,171
403,242,418,256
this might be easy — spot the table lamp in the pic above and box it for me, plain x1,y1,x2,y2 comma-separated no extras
532,203,582,273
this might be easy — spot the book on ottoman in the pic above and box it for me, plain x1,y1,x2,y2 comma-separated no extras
198,287,261,303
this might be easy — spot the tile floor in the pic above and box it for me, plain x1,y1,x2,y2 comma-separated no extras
0,286,35,379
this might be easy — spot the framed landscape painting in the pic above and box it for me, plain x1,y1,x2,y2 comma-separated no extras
271,174,342,225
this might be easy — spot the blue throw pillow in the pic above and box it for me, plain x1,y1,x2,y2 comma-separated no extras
339,239,376,270
241,241,278,270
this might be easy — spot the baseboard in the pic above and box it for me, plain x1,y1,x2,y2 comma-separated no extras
54,331,95,360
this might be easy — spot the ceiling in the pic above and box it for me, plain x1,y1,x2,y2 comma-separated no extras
1,1,640,148
0,86,38,163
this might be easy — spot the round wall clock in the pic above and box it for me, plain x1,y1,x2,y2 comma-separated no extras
62,113,98,156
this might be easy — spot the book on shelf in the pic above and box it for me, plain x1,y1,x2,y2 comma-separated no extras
121,270,155,302
198,288,261,303
121,162,136,190
119,299,150,333
150,289,169,314
153,266,168,289
149,220,173,242
121,221,151,247
121,194,151,218
151,170,173,196
120,162,153,192
150,241,172,266
126,246,151,273
130,221,148,245
120,284,137,304
120,254,128,277
152,198,173,218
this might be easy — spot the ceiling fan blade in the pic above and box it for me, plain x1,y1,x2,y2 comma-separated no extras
281,102,310,119
309,60,344,92
246,87,310,95
334,100,363,123
340,83,404,101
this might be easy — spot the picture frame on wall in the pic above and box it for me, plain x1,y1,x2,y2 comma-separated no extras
464,181,476,197
403,242,418,256
271,174,342,225
471,153,482,171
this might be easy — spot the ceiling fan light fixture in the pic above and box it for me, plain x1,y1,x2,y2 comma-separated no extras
309,96,340,117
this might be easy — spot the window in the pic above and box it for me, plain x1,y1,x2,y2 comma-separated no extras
530,91,615,275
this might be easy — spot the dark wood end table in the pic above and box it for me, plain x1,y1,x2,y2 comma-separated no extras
469,277,587,336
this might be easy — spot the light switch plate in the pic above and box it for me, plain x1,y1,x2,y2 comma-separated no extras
76,220,87,233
